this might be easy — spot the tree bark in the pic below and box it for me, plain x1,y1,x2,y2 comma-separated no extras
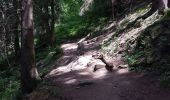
13,0,20,62
49,0,55,46
159,0,169,11
21,0,40,94
111,0,116,19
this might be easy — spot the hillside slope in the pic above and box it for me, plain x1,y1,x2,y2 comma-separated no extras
25,2,170,100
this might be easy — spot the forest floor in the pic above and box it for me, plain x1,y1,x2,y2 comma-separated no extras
28,28,170,100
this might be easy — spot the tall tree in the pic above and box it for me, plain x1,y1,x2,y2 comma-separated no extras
111,0,116,19
48,0,56,46
13,0,20,62
21,0,40,94
35,0,56,47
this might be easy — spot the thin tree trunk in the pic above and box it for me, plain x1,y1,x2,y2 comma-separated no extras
13,0,20,62
14,28,20,61
49,0,55,46
21,0,40,94
111,0,116,19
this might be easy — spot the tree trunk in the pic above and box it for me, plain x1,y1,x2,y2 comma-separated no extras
49,0,55,46
14,27,20,61
159,0,169,11
111,0,116,19
13,0,20,62
21,0,40,94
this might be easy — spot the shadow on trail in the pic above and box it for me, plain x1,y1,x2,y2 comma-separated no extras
45,66,170,100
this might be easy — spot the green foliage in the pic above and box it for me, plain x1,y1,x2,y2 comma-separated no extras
83,0,112,18
0,67,20,100
125,51,145,66
54,0,86,43
43,51,57,65
54,0,111,44
124,16,170,86
166,10,170,17
35,45,62,78
56,17,89,43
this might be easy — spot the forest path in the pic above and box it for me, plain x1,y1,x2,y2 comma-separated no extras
37,31,170,100
26,5,170,99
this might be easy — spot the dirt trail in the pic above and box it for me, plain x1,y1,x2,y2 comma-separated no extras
27,7,170,100
35,32,170,100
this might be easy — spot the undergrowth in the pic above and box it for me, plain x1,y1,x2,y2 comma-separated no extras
0,56,20,100
125,11,170,87
0,45,62,100
101,2,170,87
